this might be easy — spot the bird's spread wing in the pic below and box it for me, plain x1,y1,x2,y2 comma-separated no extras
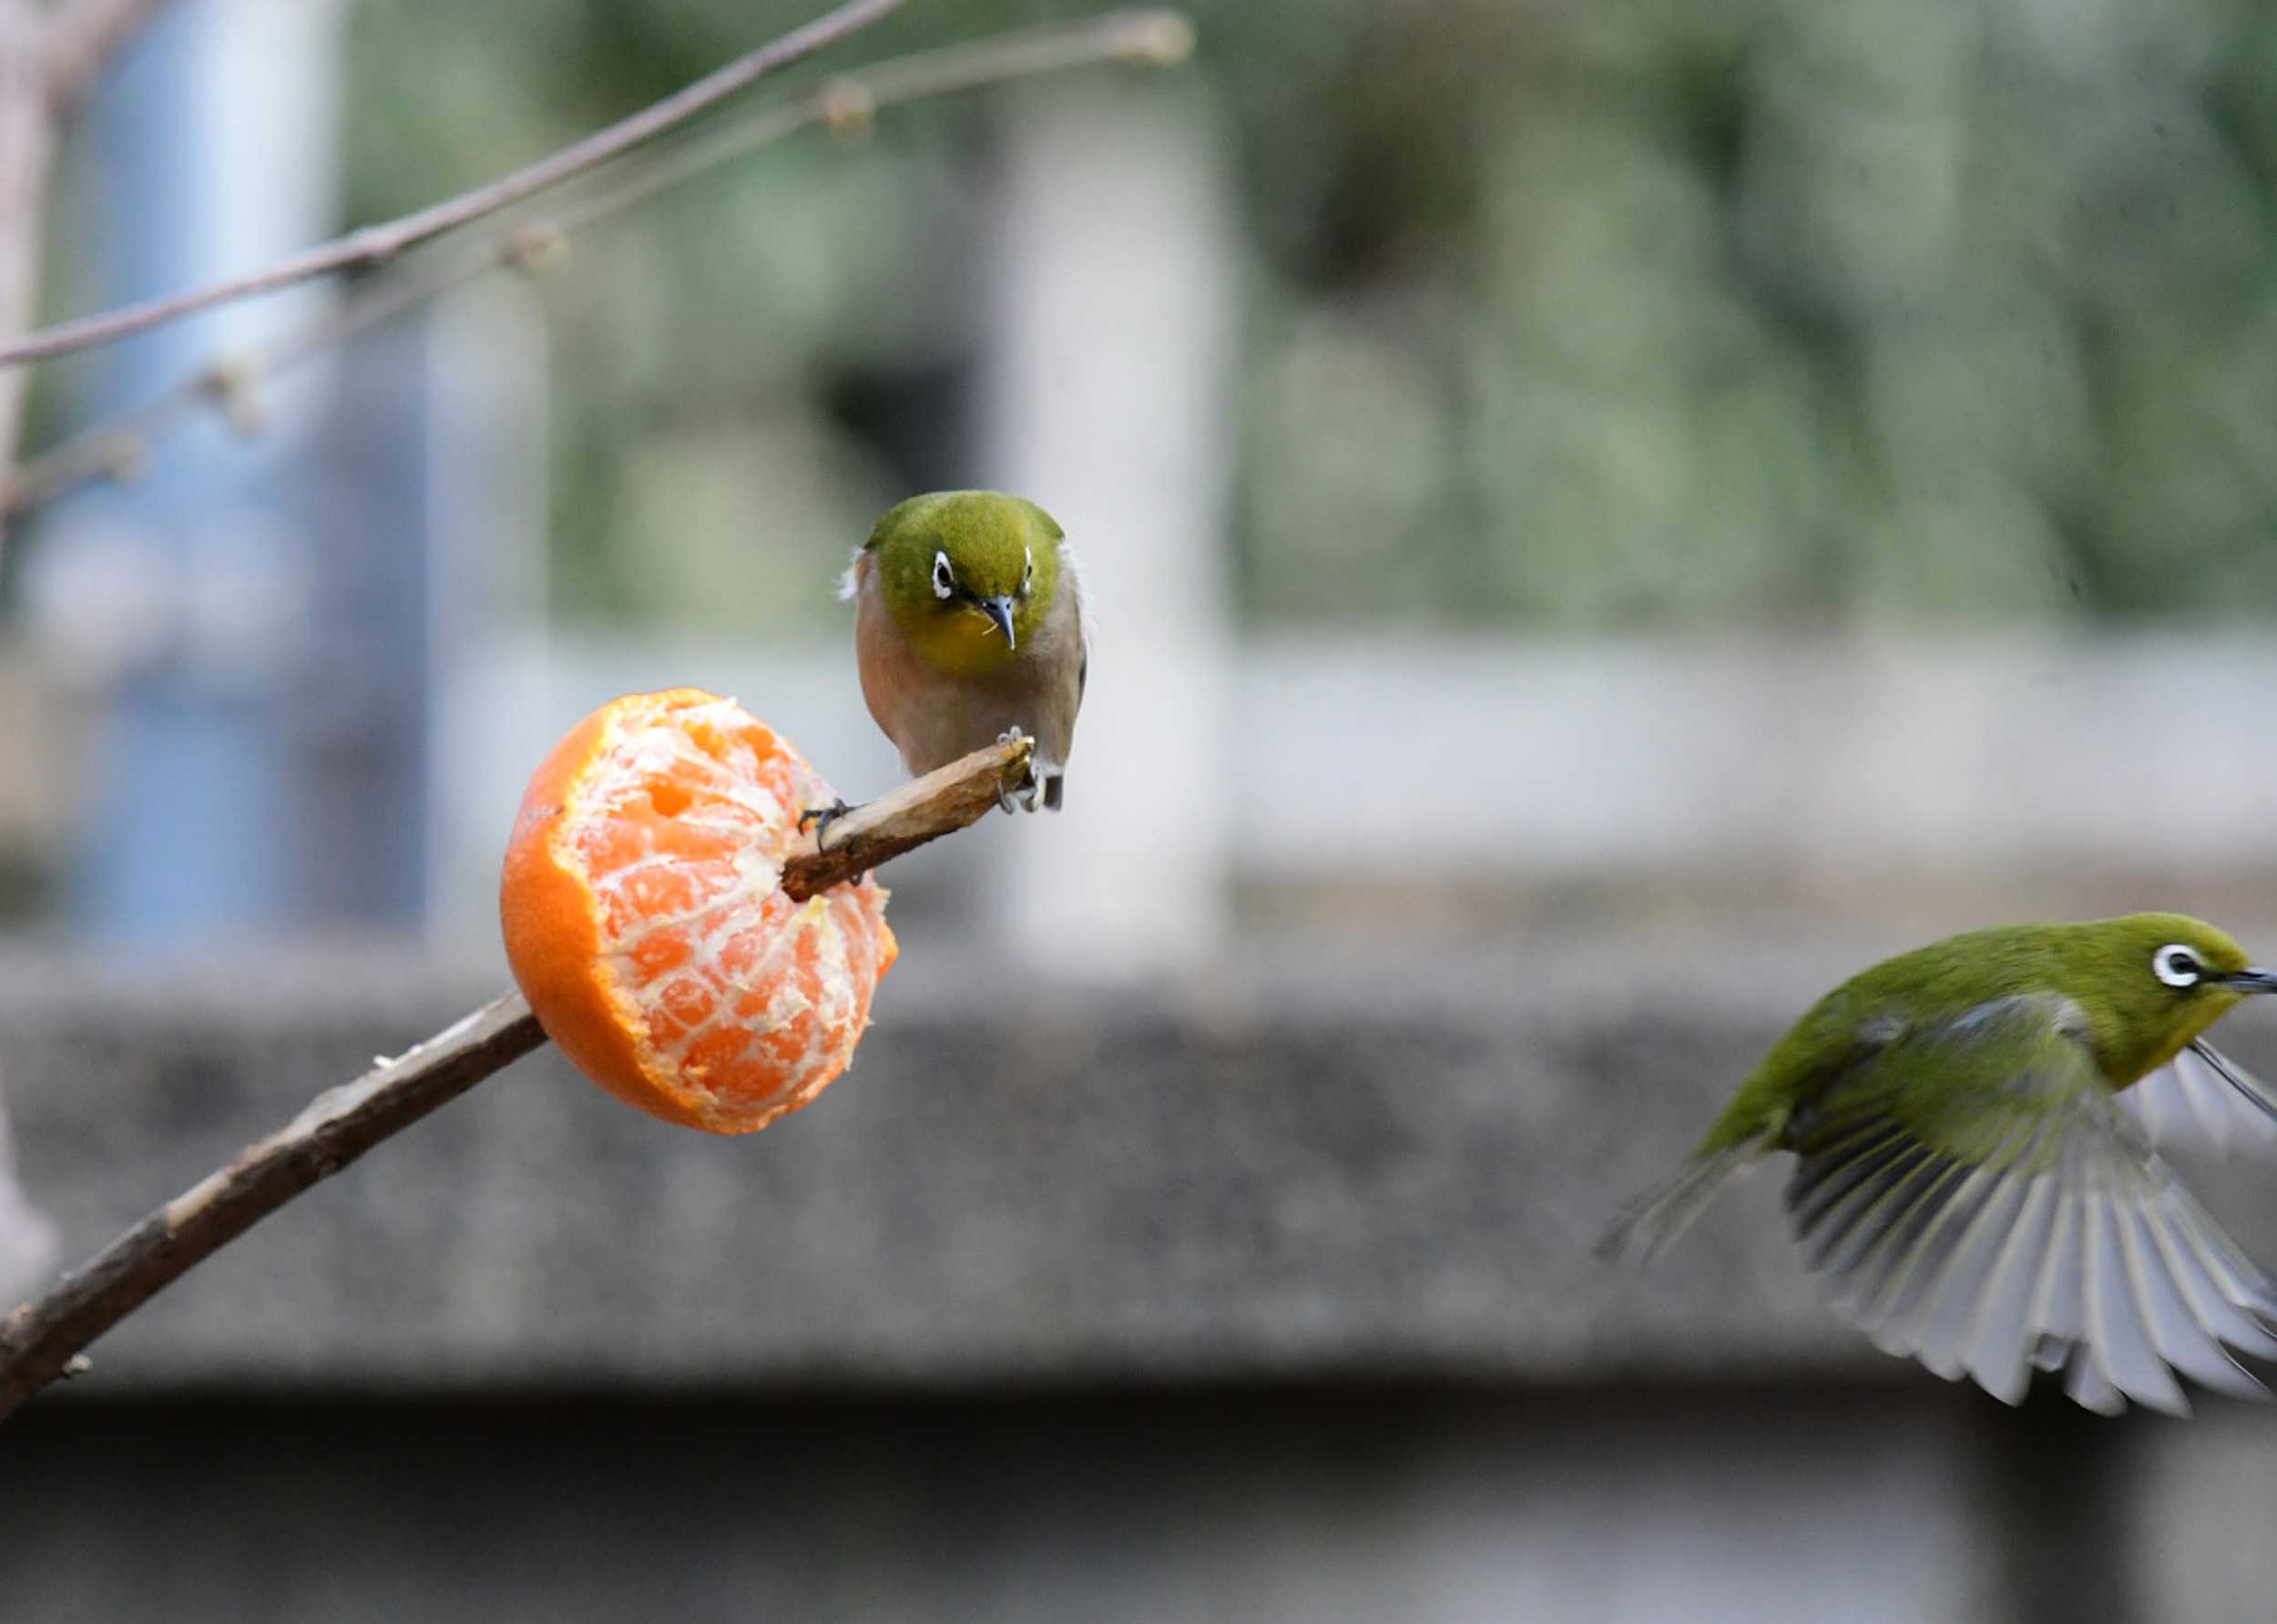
1783,994,2277,1415
2120,1041,2277,1158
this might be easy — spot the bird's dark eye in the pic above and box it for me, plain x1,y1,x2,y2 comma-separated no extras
2153,945,2202,988
931,550,955,600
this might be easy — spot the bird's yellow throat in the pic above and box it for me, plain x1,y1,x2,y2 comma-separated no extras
908,605,1022,678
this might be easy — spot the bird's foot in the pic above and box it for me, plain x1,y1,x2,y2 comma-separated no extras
995,728,1042,813
799,797,856,846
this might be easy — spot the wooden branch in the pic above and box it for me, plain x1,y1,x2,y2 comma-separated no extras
0,0,904,366
783,735,1034,900
42,0,180,120
0,741,1028,1422
0,6,1196,523
0,995,546,1422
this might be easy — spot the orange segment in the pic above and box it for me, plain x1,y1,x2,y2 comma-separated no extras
498,688,897,1134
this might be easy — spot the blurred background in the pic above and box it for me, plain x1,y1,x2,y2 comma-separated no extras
5,0,2277,1618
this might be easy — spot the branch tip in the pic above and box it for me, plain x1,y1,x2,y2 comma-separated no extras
782,735,1031,900
505,224,570,278
818,77,876,138
1119,10,1197,67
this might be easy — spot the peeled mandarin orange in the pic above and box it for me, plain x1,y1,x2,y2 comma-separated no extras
499,688,896,1135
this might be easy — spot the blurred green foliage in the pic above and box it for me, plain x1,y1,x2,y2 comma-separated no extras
342,0,2277,628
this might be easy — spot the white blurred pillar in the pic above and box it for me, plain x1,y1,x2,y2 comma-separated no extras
976,78,1237,975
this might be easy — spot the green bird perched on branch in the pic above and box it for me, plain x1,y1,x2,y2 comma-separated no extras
1605,914,2277,1415
841,490,1087,813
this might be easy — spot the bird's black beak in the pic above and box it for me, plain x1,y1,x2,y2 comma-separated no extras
2221,966,2277,995
979,595,1017,649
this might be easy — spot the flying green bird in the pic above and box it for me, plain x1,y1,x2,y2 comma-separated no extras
840,490,1087,812
1605,914,2277,1415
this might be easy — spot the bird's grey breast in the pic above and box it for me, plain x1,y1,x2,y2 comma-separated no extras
851,551,1086,781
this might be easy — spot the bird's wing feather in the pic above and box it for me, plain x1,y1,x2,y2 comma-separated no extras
1058,543,1090,709
1595,1140,1762,1267
2120,1040,2277,1158
1783,993,2277,1415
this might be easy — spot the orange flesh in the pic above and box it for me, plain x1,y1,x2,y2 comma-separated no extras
499,689,897,1135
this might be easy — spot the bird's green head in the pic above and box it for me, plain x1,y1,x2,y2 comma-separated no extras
860,490,1065,676
2064,913,2277,1081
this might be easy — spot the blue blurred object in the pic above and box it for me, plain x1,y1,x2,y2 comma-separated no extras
43,0,425,943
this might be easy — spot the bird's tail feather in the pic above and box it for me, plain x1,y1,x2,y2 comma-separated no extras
1596,1144,1759,1268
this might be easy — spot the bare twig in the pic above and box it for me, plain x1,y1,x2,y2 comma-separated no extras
0,0,904,366
555,7,1195,230
0,741,1028,1421
42,0,181,120
0,0,180,557
0,6,1195,522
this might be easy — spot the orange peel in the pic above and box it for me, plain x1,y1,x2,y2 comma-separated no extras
499,688,896,1134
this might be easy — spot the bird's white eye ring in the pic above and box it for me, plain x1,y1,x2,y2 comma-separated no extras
2154,944,2203,988
931,550,955,600
1020,546,1035,595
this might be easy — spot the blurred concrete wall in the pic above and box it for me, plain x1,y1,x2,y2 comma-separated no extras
5,938,2273,1621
